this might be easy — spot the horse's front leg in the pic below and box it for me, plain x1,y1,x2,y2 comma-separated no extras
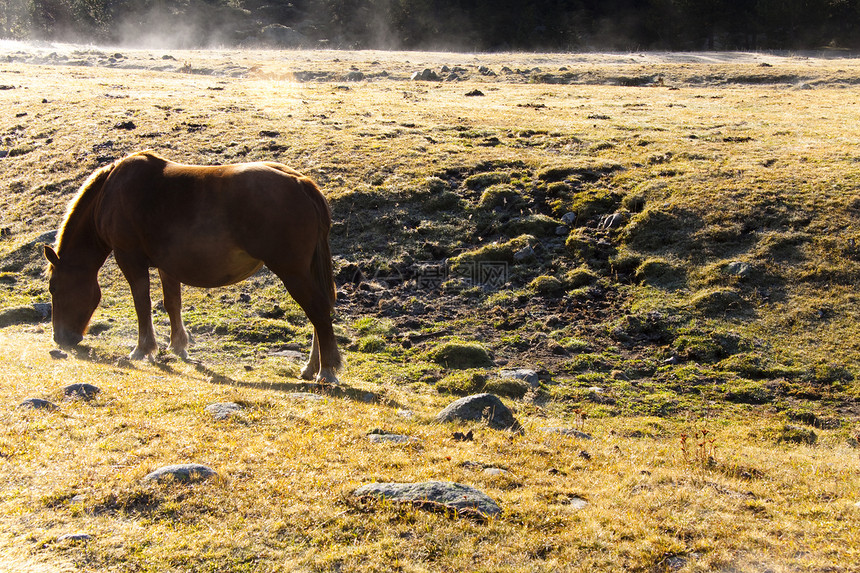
115,252,158,360
159,269,189,360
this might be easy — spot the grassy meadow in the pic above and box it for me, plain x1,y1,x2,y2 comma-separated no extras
1,44,859,571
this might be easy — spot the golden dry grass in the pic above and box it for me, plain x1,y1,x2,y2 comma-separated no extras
1,43,860,571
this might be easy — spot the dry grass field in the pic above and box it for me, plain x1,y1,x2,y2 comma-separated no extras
1,42,860,571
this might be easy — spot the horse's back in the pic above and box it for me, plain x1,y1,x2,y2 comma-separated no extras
95,152,328,287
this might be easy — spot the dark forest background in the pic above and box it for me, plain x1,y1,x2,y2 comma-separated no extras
2,0,860,51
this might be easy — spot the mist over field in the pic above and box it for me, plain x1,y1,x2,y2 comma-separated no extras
3,0,860,51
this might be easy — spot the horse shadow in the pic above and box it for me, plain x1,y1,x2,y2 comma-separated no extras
70,344,390,406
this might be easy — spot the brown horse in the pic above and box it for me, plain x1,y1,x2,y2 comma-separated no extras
44,151,342,383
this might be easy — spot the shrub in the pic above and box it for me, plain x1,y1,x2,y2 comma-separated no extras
427,341,493,369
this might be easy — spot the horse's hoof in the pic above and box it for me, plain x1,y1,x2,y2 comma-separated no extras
315,370,339,385
171,348,189,361
299,366,316,380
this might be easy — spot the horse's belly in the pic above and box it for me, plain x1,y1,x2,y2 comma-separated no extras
159,248,263,288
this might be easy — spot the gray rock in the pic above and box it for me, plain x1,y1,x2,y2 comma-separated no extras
540,426,592,440
561,212,577,225
599,212,627,230
143,463,216,483
286,392,326,401
367,433,418,444
354,480,501,517
57,533,91,543
49,349,68,359
499,368,540,387
205,402,242,420
568,496,588,510
63,383,99,401
724,261,752,278
19,397,57,410
513,245,536,262
482,467,511,477
411,69,440,81
436,393,522,432
345,71,365,82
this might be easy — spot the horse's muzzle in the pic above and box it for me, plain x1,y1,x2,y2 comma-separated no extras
54,329,83,348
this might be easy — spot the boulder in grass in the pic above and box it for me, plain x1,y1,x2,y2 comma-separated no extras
436,393,522,433
19,397,58,410
143,464,216,484
205,402,242,420
354,481,501,518
63,383,99,401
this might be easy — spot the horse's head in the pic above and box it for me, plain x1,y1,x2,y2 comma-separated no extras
44,245,101,348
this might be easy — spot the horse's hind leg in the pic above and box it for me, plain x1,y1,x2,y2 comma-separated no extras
159,269,189,360
276,272,341,384
114,251,158,360
301,331,321,380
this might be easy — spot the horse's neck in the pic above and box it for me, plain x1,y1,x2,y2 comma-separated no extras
58,196,110,269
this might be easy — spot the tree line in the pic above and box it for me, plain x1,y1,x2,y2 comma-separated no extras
2,0,860,51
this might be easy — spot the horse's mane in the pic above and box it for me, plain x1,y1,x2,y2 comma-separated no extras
54,151,164,253
54,160,117,253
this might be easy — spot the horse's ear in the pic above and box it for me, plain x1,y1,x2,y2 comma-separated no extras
44,245,60,267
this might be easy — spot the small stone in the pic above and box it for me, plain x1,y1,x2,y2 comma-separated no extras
19,397,57,410
63,383,99,400
465,89,484,96
599,212,626,229
286,392,326,401
57,533,91,543
482,467,510,477
367,433,417,444
205,402,242,420
569,496,588,510
499,368,540,387
513,245,536,262
143,463,216,484
725,261,752,277
540,427,592,440
453,430,474,441
49,349,68,360
561,212,577,225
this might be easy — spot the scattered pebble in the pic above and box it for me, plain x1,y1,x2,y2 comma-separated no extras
49,349,68,360
453,430,474,441
540,427,592,440
286,392,326,401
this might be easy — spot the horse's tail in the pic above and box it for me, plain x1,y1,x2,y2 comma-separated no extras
303,178,337,312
